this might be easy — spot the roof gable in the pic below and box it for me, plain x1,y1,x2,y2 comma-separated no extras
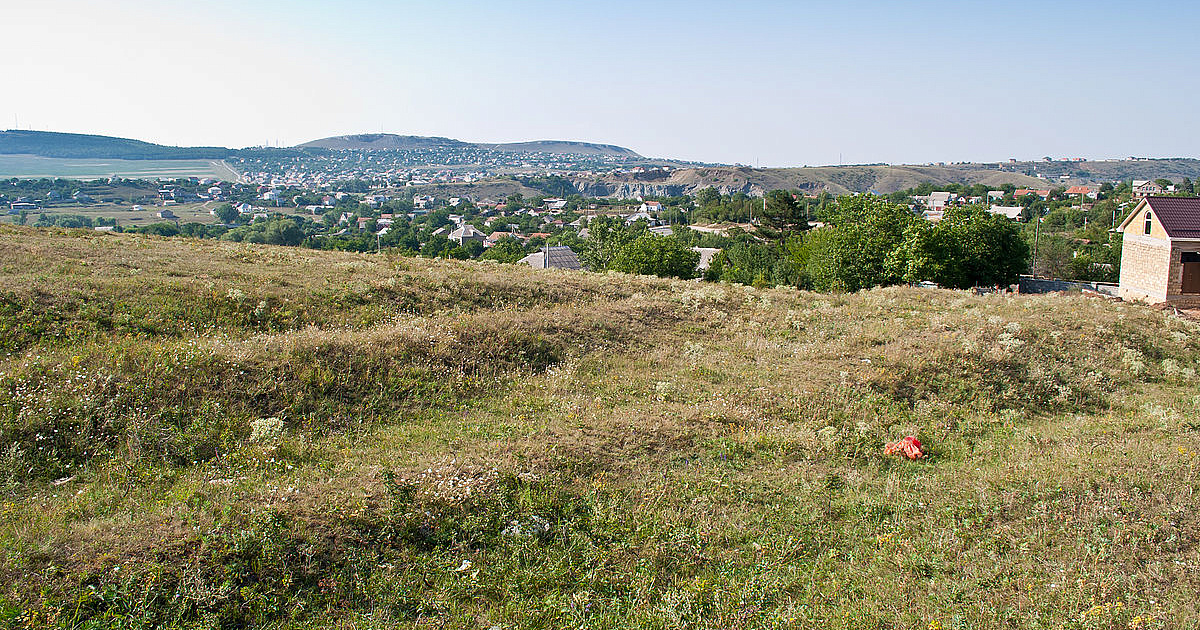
1143,197,1200,239
1119,197,1200,239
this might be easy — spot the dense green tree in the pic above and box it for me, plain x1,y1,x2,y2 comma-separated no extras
610,235,699,279
481,237,526,263
757,189,809,236
806,195,916,292
214,203,239,224
263,219,304,246
578,216,647,270
421,234,450,258
889,206,1029,288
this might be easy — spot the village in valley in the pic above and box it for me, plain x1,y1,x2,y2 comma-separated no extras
5,140,1199,306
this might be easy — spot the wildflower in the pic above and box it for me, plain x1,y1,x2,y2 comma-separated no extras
249,416,284,443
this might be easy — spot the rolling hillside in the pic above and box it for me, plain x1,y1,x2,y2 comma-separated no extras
573,164,1053,198
0,130,232,160
299,133,642,157
1,225,1197,628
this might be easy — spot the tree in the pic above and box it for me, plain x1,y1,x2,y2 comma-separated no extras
610,235,699,279
421,234,450,258
263,219,304,246
890,206,1029,288
695,187,721,208
757,189,809,236
578,215,646,271
481,237,525,263
214,203,238,224
806,195,916,292
505,193,524,213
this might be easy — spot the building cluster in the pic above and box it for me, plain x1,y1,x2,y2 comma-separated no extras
232,148,668,190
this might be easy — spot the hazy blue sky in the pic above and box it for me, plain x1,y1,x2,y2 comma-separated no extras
3,0,1197,165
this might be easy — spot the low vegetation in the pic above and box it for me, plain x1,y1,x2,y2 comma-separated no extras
1,225,1198,629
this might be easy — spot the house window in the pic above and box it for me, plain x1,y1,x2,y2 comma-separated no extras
1144,211,1152,235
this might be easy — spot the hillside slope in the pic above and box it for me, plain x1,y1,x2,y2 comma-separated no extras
0,130,233,160
574,165,1052,198
300,133,642,157
0,226,1197,628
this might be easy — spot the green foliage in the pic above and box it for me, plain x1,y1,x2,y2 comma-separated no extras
690,189,767,223
707,240,801,287
481,237,525,263
34,214,94,229
214,203,239,224
889,206,1030,288
577,216,646,271
421,234,450,258
806,195,916,292
756,189,809,237
610,235,699,279
580,217,698,279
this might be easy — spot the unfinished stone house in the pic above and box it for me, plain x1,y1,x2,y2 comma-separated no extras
1117,196,1200,304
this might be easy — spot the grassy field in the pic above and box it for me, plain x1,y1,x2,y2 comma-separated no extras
3,202,220,227
0,155,239,181
0,225,1198,629
4,204,319,230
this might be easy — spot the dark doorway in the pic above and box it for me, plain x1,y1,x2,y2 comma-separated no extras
1182,251,1200,294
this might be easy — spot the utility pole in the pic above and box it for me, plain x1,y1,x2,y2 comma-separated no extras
1032,215,1041,277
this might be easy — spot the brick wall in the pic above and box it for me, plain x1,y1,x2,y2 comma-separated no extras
1118,234,1171,302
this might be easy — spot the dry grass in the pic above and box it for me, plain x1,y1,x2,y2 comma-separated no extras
1,225,1198,629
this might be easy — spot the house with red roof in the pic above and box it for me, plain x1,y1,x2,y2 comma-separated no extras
1065,185,1098,200
1117,196,1200,303
1014,189,1051,200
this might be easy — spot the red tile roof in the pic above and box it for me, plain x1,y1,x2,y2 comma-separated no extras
1064,186,1093,195
1144,197,1200,239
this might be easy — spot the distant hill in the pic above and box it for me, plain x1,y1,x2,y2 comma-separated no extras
299,133,642,157
0,130,232,160
297,134,469,152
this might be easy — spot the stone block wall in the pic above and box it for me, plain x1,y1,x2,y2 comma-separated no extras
1118,234,1171,302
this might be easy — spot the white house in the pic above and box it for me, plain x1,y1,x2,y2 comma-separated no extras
624,211,656,226
988,206,1025,220
1132,180,1165,199
448,224,487,246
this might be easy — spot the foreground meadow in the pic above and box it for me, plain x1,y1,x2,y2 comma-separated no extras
0,225,1198,629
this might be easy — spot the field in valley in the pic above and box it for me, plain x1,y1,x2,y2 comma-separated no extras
0,225,1198,629
0,155,239,181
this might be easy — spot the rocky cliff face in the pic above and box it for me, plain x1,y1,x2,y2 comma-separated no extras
570,178,762,200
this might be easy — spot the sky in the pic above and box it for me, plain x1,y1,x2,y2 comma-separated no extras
3,0,1198,166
